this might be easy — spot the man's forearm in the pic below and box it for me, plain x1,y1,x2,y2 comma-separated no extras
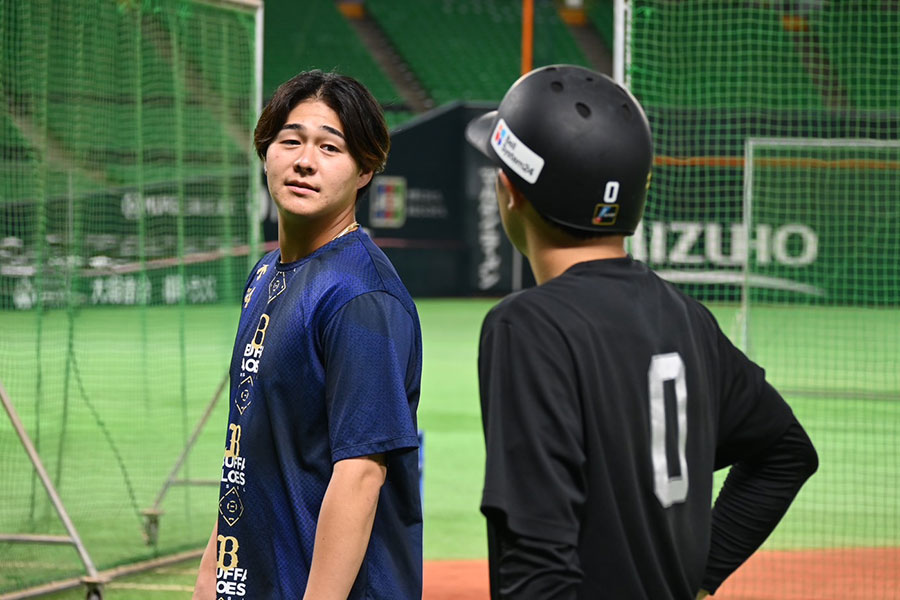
702,421,818,593
192,522,218,599
303,455,387,600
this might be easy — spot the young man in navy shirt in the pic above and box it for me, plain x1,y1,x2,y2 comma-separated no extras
194,70,422,600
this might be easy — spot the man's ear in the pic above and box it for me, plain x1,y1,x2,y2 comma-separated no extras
357,170,374,190
497,170,524,210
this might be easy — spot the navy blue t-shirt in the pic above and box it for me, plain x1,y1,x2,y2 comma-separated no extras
215,229,422,599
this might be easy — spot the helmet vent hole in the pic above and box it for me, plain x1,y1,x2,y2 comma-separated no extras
551,81,564,92
620,103,633,120
575,102,591,118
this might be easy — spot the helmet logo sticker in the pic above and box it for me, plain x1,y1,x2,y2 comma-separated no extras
592,204,619,226
491,118,545,184
592,181,621,225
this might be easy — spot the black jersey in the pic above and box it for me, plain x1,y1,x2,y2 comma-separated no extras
478,256,798,599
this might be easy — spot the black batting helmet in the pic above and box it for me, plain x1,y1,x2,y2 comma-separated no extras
465,64,653,235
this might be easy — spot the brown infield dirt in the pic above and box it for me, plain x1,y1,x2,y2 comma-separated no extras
422,547,899,599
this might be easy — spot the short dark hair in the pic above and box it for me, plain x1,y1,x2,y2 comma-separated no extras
540,213,616,240
533,207,618,240
254,70,390,199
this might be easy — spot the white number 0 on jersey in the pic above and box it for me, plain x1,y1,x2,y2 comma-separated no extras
648,352,689,507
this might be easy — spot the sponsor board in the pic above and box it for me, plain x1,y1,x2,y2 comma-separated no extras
630,220,824,296
370,176,408,228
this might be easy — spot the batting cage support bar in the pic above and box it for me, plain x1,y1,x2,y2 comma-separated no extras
142,371,229,545
0,549,204,600
0,378,101,589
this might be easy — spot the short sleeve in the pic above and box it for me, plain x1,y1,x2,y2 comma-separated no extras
478,306,587,547
323,291,420,463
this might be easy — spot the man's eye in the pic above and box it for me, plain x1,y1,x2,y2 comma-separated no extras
322,144,340,152
282,139,300,146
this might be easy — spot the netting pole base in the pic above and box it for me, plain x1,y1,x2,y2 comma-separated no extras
80,577,105,600
140,509,164,546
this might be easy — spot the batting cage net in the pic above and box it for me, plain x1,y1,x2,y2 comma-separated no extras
620,1,899,597
0,0,261,593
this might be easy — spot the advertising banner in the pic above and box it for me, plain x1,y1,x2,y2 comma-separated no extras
1,176,251,310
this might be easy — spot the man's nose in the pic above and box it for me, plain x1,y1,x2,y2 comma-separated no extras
294,146,316,173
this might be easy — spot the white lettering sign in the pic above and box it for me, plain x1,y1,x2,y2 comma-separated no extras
477,167,502,290
631,221,819,267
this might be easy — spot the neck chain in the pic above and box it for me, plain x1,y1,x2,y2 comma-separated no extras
332,221,360,241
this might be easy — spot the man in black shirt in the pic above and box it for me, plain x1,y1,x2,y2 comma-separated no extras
465,65,818,599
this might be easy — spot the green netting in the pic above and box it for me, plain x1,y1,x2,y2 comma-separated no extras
367,0,590,105
0,0,259,592
744,140,900,392
624,1,898,596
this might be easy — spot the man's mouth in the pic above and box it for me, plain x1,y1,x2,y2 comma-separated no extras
286,181,319,193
